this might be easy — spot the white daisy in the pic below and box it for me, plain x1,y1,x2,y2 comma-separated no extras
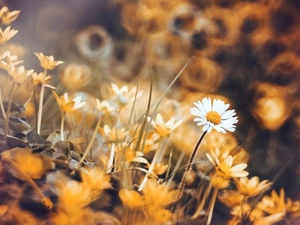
190,97,238,133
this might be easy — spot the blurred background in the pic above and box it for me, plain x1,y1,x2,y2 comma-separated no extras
2,0,300,205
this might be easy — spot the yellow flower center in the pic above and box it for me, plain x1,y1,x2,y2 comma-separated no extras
206,111,221,125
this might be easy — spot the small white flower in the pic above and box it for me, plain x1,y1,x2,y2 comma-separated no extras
111,83,143,106
190,97,238,133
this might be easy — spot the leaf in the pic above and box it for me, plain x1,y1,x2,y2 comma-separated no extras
0,133,28,152
9,117,31,133
26,130,50,148
0,102,24,118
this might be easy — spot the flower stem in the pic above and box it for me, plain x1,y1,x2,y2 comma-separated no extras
207,188,218,225
37,69,47,135
176,130,207,199
107,143,115,173
0,86,6,120
138,137,167,191
60,112,65,140
4,82,16,142
77,117,102,169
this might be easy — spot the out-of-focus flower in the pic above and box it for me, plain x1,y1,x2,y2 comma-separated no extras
80,167,111,193
148,113,182,137
180,57,224,92
111,83,143,106
207,154,248,179
93,99,115,115
31,72,52,87
52,91,86,114
119,189,144,209
53,178,92,212
0,50,22,70
168,4,208,39
2,148,49,179
142,180,176,223
0,26,18,44
251,82,290,130
75,25,112,59
151,163,168,176
34,52,63,70
218,190,244,208
61,63,91,91
210,173,230,189
143,131,160,153
0,6,20,25
230,203,265,225
286,198,300,218
7,65,33,83
234,176,272,197
143,179,177,208
145,205,173,224
124,147,148,164
99,125,129,143
190,97,238,133
257,189,286,218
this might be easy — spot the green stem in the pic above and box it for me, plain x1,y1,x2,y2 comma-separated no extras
60,112,65,140
77,116,102,169
4,82,16,141
37,69,47,135
176,131,207,199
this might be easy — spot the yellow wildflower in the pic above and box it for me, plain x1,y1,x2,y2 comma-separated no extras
80,167,111,195
143,131,160,153
93,98,115,114
124,147,148,164
148,113,182,137
61,63,91,91
34,52,63,70
31,72,52,87
52,91,86,113
151,163,168,175
0,50,22,70
207,153,249,179
0,6,20,25
119,189,144,209
6,65,33,83
257,189,286,218
286,198,300,218
143,179,177,208
210,173,230,189
99,125,129,143
219,190,244,207
2,148,48,179
0,26,18,44
234,176,272,197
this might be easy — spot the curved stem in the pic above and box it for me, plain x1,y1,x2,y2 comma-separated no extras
77,116,102,169
37,69,47,135
176,131,207,199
